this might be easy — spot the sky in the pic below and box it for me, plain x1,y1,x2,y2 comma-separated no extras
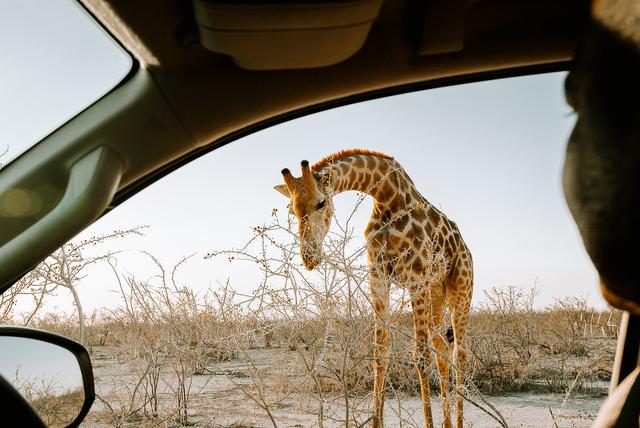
1,1,605,315
0,336,83,395
0,0,131,161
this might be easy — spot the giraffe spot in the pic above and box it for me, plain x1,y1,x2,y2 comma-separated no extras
388,234,402,247
415,308,424,315
372,172,382,185
366,157,377,170
354,157,365,168
391,194,404,210
413,209,426,222
362,174,372,190
378,183,393,201
437,234,445,246
385,262,394,276
445,244,453,259
394,214,409,231
427,208,441,224
390,170,399,187
412,258,423,274
411,222,423,237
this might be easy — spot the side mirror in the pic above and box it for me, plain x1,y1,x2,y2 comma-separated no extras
0,327,94,427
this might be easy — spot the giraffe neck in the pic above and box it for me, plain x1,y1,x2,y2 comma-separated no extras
316,154,422,211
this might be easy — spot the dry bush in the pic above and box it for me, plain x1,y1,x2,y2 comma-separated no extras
199,202,617,425
0,228,145,343
202,203,510,427
29,390,84,428
89,254,253,426
467,286,620,394
11,366,84,428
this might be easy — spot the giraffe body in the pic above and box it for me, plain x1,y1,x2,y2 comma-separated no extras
275,150,473,428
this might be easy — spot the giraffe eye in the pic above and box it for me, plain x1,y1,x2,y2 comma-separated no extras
316,200,326,210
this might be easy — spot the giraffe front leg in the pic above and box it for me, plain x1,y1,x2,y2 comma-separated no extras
432,332,452,428
413,325,434,428
370,274,390,428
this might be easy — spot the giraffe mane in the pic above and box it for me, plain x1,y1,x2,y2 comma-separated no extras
311,149,394,171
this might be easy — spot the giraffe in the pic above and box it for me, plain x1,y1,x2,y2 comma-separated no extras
274,149,473,428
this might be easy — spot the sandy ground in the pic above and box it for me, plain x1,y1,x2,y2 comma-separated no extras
83,346,605,427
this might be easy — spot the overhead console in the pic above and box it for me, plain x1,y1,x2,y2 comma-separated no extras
193,0,384,70
412,0,586,56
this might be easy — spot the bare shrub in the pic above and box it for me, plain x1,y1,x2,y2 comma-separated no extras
90,254,249,426
0,271,47,325
12,369,84,428
203,203,508,427
28,228,146,344
0,228,145,344
467,287,620,394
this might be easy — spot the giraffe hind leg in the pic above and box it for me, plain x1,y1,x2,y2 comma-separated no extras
411,287,449,428
449,280,472,428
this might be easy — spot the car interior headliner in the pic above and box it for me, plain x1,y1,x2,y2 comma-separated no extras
81,0,587,172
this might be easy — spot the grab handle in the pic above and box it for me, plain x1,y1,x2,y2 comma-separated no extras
0,147,123,287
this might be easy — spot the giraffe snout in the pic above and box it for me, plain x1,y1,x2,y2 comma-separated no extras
301,240,322,270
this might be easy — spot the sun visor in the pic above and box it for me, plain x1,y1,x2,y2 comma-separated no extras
192,0,383,70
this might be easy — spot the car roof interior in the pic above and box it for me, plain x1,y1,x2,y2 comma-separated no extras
82,0,587,196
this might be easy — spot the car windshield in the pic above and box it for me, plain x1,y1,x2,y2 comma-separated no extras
0,0,131,163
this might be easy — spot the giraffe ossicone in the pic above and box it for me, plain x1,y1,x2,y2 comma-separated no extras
275,149,473,428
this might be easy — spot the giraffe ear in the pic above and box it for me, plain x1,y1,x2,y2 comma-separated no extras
273,184,291,198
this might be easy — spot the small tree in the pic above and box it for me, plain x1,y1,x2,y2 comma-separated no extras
27,227,146,344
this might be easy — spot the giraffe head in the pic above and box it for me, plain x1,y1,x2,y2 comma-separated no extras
274,160,333,270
